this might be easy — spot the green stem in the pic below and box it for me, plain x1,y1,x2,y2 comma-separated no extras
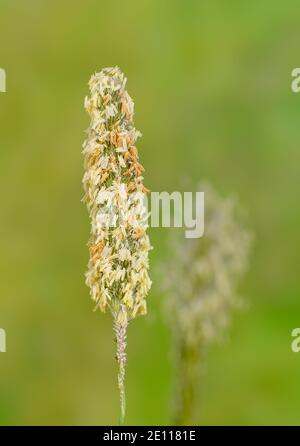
114,319,127,425
173,340,199,425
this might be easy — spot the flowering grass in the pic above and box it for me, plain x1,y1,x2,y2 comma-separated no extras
164,183,252,425
82,67,152,424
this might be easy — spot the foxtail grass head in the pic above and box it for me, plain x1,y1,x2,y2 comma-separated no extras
83,66,152,322
166,183,252,346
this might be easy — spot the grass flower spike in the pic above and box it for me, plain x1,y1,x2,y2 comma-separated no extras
164,183,252,425
82,67,152,424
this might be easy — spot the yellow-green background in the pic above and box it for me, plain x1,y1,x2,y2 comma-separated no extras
0,0,300,425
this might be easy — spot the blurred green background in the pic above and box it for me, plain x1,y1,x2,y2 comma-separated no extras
0,0,300,425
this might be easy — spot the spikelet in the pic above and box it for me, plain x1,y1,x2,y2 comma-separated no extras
82,67,152,424
164,183,252,425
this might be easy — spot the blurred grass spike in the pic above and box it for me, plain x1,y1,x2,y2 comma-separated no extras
164,182,253,425
82,67,152,425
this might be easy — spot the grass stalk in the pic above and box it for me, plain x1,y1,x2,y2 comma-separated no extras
173,341,199,425
114,318,128,425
